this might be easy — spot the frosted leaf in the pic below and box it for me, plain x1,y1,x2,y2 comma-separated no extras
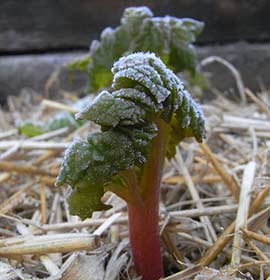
112,88,159,112
57,125,157,189
112,53,179,104
113,70,171,104
56,139,94,187
121,6,153,26
114,64,164,87
100,27,114,40
148,56,185,93
57,52,205,219
76,90,146,127
119,123,157,163
78,52,205,155
85,6,203,91
68,181,111,220
179,92,192,128
87,131,138,179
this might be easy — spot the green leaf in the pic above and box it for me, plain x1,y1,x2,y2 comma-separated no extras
167,91,206,158
58,126,156,187
112,88,158,112
87,6,203,91
118,123,157,164
112,52,182,106
68,55,92,72
68,180,111,220
85,125,156,186
76,90,147,127
57,52,205,219
19,122,47,137
56,139,94,187
48,111,82,131
59,52,205,186
56,125,157,219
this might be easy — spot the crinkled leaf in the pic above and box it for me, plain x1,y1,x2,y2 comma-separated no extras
57,52,205,219
68,180,111,220
112,53,184,108
56,124,157,219
86,130,147,182
167,92,206,158
56,139,93,187
88,27,128,90
113,88,159,112
176,90,205,141
136,17,203,75
118,123,157,164
76,52,205,165
112,64,171,104
76,90,147,127
87,6,203,91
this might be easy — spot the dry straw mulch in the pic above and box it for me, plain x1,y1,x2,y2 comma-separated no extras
0,64,269,279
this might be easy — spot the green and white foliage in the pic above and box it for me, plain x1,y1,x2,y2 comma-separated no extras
56,52,205,219
86,6,203,91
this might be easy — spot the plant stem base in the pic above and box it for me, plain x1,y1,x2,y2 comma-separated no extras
128,204,164,280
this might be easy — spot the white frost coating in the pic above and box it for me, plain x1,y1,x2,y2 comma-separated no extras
57,51,206,221
78,90,147,127
112,52,205,136
112,52,158,71
152,16,171,48
113,53,205,138
113,88,159,111
121,6,153,25
75,90,109,120
113,67,171,104
101,27,114,39
78,52,205,142
114,52,185,95
89,40,100,54
112,52,184,100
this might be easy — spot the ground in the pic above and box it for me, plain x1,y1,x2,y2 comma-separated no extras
0,63,269,279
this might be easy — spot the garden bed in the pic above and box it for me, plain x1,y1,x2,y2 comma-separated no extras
0,63,269,279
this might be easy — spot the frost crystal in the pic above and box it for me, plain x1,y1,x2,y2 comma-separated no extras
57,52,205,219
86,6,203,91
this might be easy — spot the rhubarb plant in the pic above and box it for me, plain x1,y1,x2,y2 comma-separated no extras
56,52,205,280
71,6,204,91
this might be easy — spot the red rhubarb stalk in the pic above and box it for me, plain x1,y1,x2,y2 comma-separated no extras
128,203,163,280
128,119,170,279
56,53,205,280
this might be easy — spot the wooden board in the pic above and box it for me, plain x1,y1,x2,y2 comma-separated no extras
0,43,269,103
0,0,270,52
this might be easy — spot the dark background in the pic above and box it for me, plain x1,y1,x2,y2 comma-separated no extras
0,0,270,103
1,0,270,53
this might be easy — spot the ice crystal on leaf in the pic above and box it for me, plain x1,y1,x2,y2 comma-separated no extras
56,52,205,219
86,6,203,91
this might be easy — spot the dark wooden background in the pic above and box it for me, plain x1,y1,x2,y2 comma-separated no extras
1,0,270,102
1,0,270,53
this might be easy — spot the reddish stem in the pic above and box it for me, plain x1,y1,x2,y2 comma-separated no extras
128,119,170,280
128,201,163,280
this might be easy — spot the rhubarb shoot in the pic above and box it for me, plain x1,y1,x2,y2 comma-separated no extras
56,52,205,280
71,6,204,91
